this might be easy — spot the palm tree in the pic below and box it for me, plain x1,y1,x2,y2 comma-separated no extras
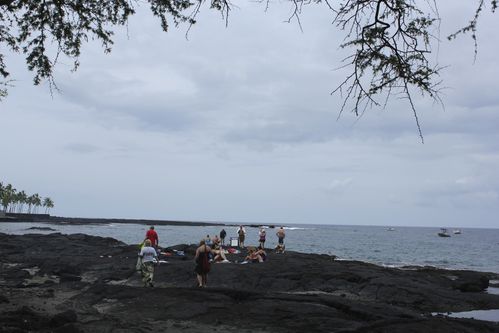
32,193,41,214
12,191,20,213
1,184,15,212
1,182,55,215
0,182,4,213
26,194,34,214
43,197,54,214
0,182,4,212
17,191,27,213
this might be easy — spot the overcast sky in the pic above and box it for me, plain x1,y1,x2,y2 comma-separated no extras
1,2,498,228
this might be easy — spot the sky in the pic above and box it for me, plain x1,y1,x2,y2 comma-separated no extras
1,2,498,228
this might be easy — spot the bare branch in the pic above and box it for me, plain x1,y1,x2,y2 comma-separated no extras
330,0,443,142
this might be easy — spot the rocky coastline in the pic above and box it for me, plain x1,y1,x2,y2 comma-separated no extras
0,213,226,227
1,232,498,332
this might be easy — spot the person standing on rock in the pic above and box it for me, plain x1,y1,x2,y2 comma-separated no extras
139,239,158,287
220,228,227,246
145,226,159,249
194,239,213,288
237,226,246,248
258,228,266,249
276,227,285,246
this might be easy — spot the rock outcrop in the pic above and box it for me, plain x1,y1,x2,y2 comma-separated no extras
1,233,498,332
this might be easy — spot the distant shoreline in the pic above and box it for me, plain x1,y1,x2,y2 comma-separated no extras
0,213,274,228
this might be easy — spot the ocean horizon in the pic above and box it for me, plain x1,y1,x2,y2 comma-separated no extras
1,221,498,274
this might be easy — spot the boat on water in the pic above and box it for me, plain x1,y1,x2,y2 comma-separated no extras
438,228,451,237
387,227,395,231
453,229,462,234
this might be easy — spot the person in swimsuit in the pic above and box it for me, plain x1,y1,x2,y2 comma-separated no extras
212,234,221,249
258,228,266,248
245,247,263,263
212,248,229,263
256,246,267,261
276,227,285,245
194,239,213,287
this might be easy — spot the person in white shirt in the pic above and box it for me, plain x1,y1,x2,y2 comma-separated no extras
139,239,157,287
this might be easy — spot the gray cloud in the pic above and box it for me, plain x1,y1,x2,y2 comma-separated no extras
64,143,100,154
1,2,499,227
321,178,353,195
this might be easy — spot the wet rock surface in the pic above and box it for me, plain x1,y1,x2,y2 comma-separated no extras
1,232,498,332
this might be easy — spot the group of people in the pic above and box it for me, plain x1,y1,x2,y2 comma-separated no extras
236,225,285,250
137,225,287,288
215,226,285,250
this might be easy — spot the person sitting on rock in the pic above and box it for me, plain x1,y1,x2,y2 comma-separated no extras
212,234,221,250
245,247,263,263
212,247,229,263
139,239,158,287
275,243,285,254
256,246,267,261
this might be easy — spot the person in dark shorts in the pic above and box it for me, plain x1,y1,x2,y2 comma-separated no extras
259,228,266,248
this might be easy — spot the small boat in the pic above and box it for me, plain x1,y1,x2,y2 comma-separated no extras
438,228,451,237
387,227,395,231
453,229,462,235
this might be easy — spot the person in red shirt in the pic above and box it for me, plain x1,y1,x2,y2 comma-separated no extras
145,226,159,249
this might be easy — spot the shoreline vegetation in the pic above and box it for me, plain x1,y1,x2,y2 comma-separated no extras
0,182,54,215
1,232,498,332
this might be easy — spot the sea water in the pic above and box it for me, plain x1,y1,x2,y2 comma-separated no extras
1,222,498,274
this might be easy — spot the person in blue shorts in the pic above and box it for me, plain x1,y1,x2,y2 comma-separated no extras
276,227,285,246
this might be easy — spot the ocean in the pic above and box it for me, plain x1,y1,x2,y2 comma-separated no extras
1,222,498,274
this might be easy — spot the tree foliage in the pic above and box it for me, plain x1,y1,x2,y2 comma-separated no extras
0,0,496,138
0,181,54,214
328,0,496,141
